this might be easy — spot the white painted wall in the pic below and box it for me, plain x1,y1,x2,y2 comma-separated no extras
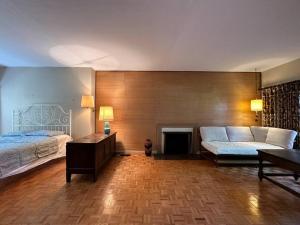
0,67,95,139
262,58,300,87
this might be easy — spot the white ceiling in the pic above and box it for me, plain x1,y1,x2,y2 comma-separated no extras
0,0,300,72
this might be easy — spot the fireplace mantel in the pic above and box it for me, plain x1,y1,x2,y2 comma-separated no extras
161,127,193,154
161,127,193,133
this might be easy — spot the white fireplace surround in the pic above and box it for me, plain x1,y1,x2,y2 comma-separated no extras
161,127,193,154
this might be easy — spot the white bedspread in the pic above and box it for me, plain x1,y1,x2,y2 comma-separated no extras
0,135,71,178
201,141,284,155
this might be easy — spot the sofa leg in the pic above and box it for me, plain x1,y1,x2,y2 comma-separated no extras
215,157,219,167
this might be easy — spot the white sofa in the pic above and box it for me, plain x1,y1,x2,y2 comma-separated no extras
199,126,297,165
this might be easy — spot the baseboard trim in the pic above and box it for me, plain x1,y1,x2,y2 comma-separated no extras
115,150,144,155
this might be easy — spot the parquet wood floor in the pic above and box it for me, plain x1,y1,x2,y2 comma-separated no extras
1,154,300,225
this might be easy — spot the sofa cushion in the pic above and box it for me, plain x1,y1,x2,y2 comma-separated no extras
226,126,254,142
250,126,269,142
201,141,283,155
266,127,297,149
200,127,229,142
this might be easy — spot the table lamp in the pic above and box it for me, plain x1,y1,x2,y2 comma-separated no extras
99,106,114,135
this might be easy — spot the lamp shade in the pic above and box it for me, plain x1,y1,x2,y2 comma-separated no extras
99,106,114,121
81,95,94,108
251,99,263,112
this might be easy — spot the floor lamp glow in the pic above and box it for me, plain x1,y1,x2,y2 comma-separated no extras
99,106,114,135
81,95,95,111
251,99,263,122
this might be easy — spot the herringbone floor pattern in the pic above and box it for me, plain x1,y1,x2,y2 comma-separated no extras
0,154,300,225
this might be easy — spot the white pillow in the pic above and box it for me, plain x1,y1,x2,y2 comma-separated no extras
25,130,65,137
200,127,229,142
226,126,254,142
250,126,269,142
266,127,297,149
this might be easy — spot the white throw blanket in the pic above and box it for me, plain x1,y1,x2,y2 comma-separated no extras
0,136,59,177
35,138,59,158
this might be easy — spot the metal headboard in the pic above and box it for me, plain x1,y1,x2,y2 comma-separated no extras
12,104,72,136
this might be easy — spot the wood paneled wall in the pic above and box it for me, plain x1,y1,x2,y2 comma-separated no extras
95,71,260,152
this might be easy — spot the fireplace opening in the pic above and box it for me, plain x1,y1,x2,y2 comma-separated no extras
164,132,192,155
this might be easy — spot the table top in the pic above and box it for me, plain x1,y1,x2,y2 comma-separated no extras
68,132,116,144
257,149,300,164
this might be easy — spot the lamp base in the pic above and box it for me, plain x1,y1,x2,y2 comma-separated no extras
255,112,260,123
104,121,111,135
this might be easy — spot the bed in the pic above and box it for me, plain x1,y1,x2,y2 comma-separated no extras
0,104,72,178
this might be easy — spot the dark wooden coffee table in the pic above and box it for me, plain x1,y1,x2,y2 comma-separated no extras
257,149,300,197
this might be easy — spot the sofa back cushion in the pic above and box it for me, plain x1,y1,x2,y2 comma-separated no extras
250,126,269,142
226,126,254,142
200,127,229,142
266,127,297,149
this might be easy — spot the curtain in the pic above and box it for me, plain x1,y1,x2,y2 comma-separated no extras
262,80,300,148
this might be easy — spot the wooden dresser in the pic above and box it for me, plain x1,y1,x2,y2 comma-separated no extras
66,132,116,182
